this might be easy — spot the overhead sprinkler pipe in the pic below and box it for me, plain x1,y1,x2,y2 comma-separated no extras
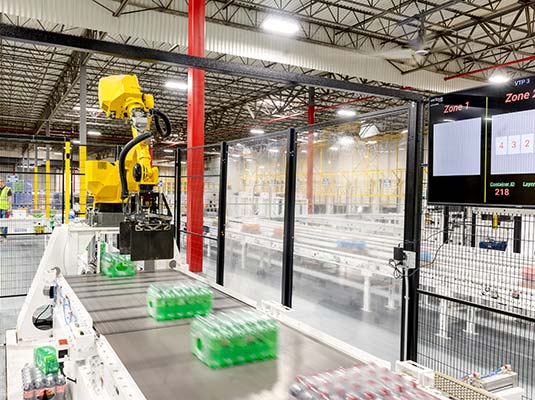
444,54,535,81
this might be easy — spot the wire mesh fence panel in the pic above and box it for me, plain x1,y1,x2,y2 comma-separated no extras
179,144,221,281
418,293,534,400
223,131,289,304
0,140,65,296
0,235,50,296
290,111,408,364
418,205,535,400
420,207,535,319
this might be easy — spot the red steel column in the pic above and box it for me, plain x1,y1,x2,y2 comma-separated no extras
186,0,205,272
306,87,315,214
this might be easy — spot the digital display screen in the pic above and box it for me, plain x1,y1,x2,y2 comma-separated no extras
433,118,481,177
428,76,535,206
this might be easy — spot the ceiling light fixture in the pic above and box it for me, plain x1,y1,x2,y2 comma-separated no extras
489,74,510,84
415,49,430,56
261,16,299,35
337,109,356,117
163,149,175,153
88,130,101,136
338,136,355,146
359,124,380,138
250,128,265,135
73,106,101,113
165,80,189,90
329,145,339,151
261,99,285,108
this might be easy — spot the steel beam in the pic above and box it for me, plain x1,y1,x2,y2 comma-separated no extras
186,0,206,273
0,24,423,102
34,49,85,134
0,133,66,144
295,105,408,133
113,0,131,17
307,87,315,215
79,64,88,216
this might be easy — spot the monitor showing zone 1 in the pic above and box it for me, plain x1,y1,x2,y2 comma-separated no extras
428,76,535,207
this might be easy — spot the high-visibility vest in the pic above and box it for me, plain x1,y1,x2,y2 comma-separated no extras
0,186,10,210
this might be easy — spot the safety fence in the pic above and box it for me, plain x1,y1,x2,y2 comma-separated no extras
178,106,411,364
0,137,66,297
177,144,223,283
418,206,535,400
0,136,182,298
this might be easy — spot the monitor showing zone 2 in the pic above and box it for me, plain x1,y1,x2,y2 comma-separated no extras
428,76,535,207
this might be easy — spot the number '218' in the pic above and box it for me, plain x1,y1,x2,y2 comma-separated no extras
495,188,509,196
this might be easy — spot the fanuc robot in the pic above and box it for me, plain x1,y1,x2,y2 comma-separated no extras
86,75,174,260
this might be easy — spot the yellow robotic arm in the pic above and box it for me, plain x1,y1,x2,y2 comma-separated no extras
87,74,174,260
87,75,171,206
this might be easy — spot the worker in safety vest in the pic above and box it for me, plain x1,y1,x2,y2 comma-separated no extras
0,178,12,241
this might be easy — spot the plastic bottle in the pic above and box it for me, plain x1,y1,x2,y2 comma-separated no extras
55,373,67,400
21,364,35,400
289,364,441,400
32,369,45,400
44,374,56,399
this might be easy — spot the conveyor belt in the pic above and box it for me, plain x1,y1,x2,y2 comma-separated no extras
66,270,364,400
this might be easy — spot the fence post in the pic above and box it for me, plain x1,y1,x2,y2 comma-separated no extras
282,128,298,307
216,142,228,285
174,149,181,251
401,101,424,361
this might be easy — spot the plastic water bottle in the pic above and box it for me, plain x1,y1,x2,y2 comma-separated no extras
44,374,56,399
55,373,67,400
21,364,35,400
32,369,45,400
